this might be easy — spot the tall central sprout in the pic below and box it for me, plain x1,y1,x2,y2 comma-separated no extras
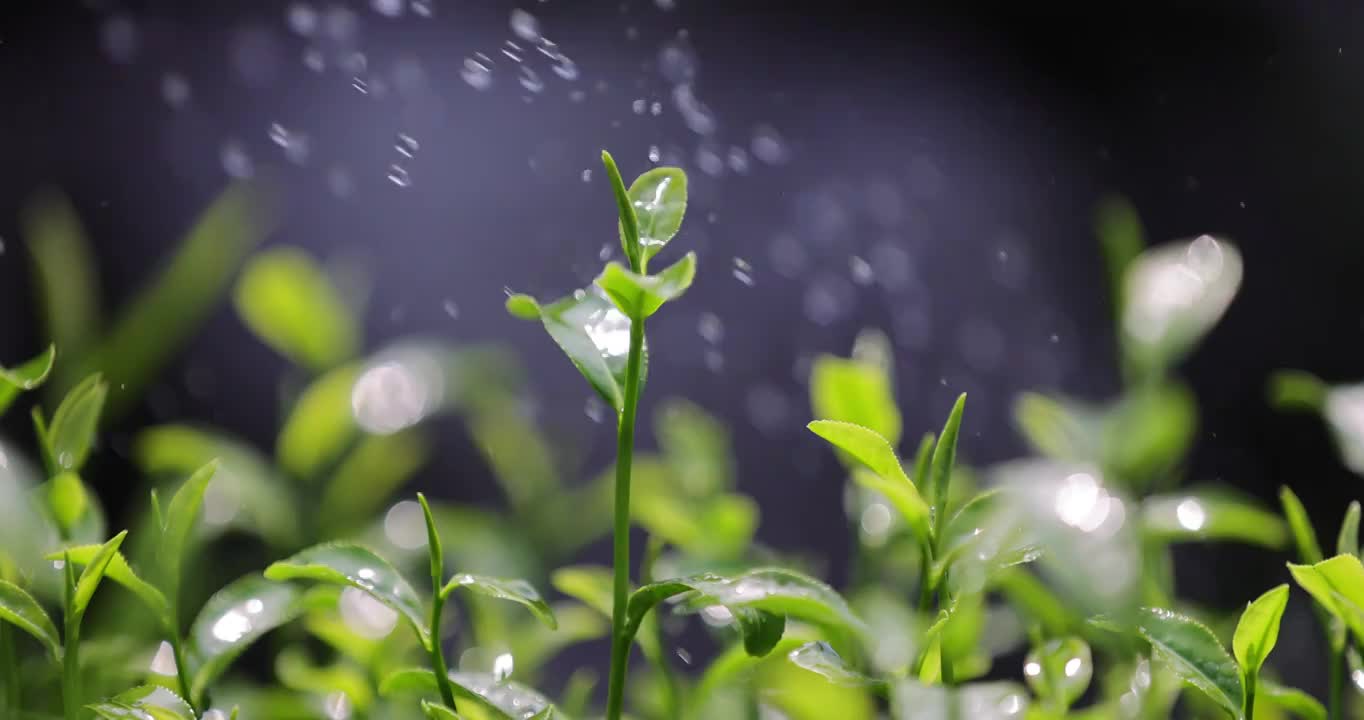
507,150,693,720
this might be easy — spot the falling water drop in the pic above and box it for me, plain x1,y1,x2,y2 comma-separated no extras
411,0,435,16
648,145,661,163
581,168,593,182
287,3,320,35
510,9,541,42
161,73,191,108
395,133,419,158
387,165,411,187
220,141,254,179
751,124,790,165
462,56,494,90
518,66,545,93
371,0,405,17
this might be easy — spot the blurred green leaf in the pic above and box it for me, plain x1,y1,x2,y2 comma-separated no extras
1137,606,1243,718
381,667,558,720
505,286,642,413
134,425,299,548
1288,555,1364,643
85,182,277,419
421,700,462,720
188,574,306,702
1260,680,1326,720
467,406,559,512
807,420,929,542
1341,502,1361,558
1024,636,1092,711
788,641,886,692
275,646,373,709
656,399,733,497
265,542,427,646
72,531,127,618
0,344,56,416
810,343,901,446
595,252,696,320
1267,370,1327,412
45,471,89,536
233,246,359,371
46,372,107,472
22,190,101,388
1012,392,1103,462
551,566,613,618
0,578,61,659
87,685,195,720
1279,487,1324,564
277,364,359,480
889,679,1030,720
440,574,556,629
319,430,428,537
1120,236,1243,378
1095,195,1145,324
159,460,220,601
1233,584,1288,690
1101,382,1196,485
49,545,168,622
1141,488,1287,549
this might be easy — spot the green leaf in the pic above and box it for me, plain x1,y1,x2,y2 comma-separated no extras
22,190,100,388
1288,554,1364,642
1095,194,1145,322
1280,487,1324,564
1267,370,1328,412
85,182,277,419
160,460,221,597
1012,392,1102,462
737,608,786,656
889,679,1030,720
318,430,428,536
807,420,930,541
264,542,427,645
1023,636,1092,711
275,646,373,708
656,398,734,497
233,246,358,370
1341,502,1362,558
927,393,966,514
1137,606,1243,717
1232,584,1288,679
1260,680,1327,720
504,294,541,320
551,566,614,617
0,578,61,659
1141,489,1287,549
1120,235,1243,377
508,286,642,412
277,364,360,481
87,685,195,720
188,574,306,701
47,545,169,622
623,165,687,265
381,667,558,719
421,700,463,720
441,574,557,629
71,530,128,618
602,150,642,267
46,471,90,536
596,252,697,320
46,373,107,472
0,344,57,416
1100,381,1196,484
810,339,901,445
788,641,887,692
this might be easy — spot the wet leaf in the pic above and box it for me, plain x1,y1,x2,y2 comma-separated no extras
926,394,966,514
807,420,929,540
1340,502,1361,558
381,667,558,719
0,578,61,659
595,252,697,320
277,364,360,481
189,574,306,701
264,542,427,645
233,245,358,371
1141,489,1287,549
88,685,195,720
1280,487,1324,564
788,641,887,691
611,157,688,265
46,372,107,472
72,531,127,618
1288,555,1364,642
441,574,556,629
421,700,462,719
1023,637,1092,710
1137,607,1243,718
160,460,221,598
810,340,901,446
1233,584,1288,682
0,344,57,416
1120,235,1243,377
48,545,169,622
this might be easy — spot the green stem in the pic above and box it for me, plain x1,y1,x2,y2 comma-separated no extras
605,319,646,720
63,612,80,720
1329,644,1343,720
642,537,680,720
429,589,458,711
1244,672,1256,720
169,634,195,712
1,622,18,712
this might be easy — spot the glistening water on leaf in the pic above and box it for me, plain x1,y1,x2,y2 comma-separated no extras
0,344,56,416
1137,606,1243,718
807,420,930,541
187,574,306,701
45,372,108,472
87,685,196,720
441,573,557,629
0,578,61,660
1023,636,1092,711
264,542,428,645
381,667,559,720
788,641,887,692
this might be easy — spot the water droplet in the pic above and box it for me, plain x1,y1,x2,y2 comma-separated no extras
1175,498,1206,531
632,98,648,115
150,641,178,676
268,122,290,147
493,652,515,681
324,692,351,720
161,72,191,108
695,142,726,177
703,348,725,372
387,165,411,187
371,0,405,17
656,0,677,9
804,274,854,326
510,9,541,42
751,124,790,165
697,312,724,343
100,15,140,64
672,84,716,135
581,168,593,182
302,47,326,72
352,76,370,94
584,396,607,423
287,3,320,35
323,6,359,42
849,256,874,286
327,166,355,197
340,586,399,638
384,500,427,550
675,647,693,665
658,40,697,84
732,257,755,286
727,146,751,174
396,133,419,158
746,384,790,436
648,145,661,163
518,66,545,93
411,0,435,16
551,53,579,80
462,56,494,90
220,141,254,179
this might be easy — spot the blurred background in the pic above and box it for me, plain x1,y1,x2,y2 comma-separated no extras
3,0,1364,700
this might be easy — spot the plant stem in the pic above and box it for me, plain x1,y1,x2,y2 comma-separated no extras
1329,643,1343,720
63,612,80,720
169,633,195,711
606,319,646,720
429,589,458,712
1244,673,1255,720
1,622,18,712
642,537,680,720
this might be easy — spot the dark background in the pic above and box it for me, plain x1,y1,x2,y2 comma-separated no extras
3,0,1364,694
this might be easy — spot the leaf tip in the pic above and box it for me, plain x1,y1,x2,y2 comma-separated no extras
505,293,541,321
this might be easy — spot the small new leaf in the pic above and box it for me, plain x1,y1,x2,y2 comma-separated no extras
233,246,358,371
927,394,966,514
47,372,107,472
0,578,61,659
595,252,696,320
71,530,127,619
160,459,221,599
441,573,557,629
48,545,169,623
807,420,930,541
1340,502,1361,558
1232,584,1289,677
87,685,195,720
1280,487,1324,564
0,344,56,416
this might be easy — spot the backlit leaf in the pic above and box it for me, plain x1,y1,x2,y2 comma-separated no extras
0,344,56,416
188,574,306,701
48,545,169,623
277,364,360,481
72,531,127,618
441,574,556,629
88,685,195,720
810,339,901,445
807,420,929,540
1288,555,1364,643
595,252,696,320
1280,487,1323,564
926,394,966,513
264,542,427,645
1341,502,1362,558
1232,584,1288,678
1023,637,1092,711
46,372,107,472
160,460,221,598
1137,606,1243,718
623,164,688,265
1141,489,1287,549
233,245,359,371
